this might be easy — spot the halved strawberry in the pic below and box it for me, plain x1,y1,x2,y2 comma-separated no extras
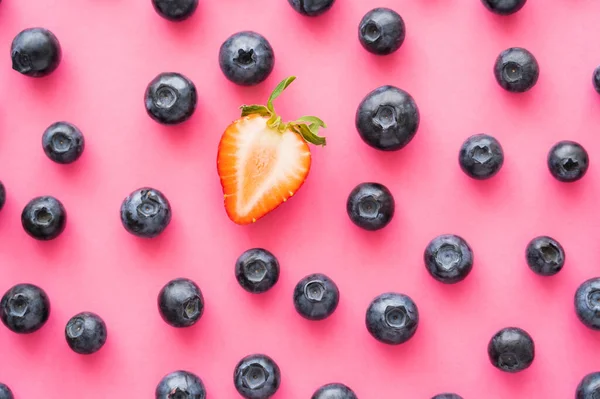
217,76,327,225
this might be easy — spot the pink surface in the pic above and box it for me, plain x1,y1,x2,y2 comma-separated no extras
2,0,600,397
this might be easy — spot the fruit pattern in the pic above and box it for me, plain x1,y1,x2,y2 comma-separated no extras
0,0,599,398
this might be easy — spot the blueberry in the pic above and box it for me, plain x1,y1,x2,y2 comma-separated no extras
481,0,527,15
158,278,204,328
547,140,589,183
366,292,419,345
21,196,67,240
156,370,206,399
358,8,405,56
219,31,274,86
593,66,600,94
577,372,600,399
494,47,539,93
487,327,535,372
458,134,504,180
0,384,13,399
287,0,335,16
575,277,600,330
355,85,420,151
424,234,473,284
145,72,197,125
11,28,61,77
0,181,5,212
431,394,463,399
120,188,171,238
525,236,565,276
0,283,50,334
65,312,107,354
346,182,395,231
42,122,85,164
151,0,198,21
235,248,280,294
312,383,357,399
293,273,339,321
233,354,280,399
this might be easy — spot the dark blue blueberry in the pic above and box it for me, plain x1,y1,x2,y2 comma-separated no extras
158,278,204,328
219,32,274,86
234,354,280,399
593,66,600,94
575,277,600,330
287,0,335,16
312,383,357,399
358,8,405,56
65,312,107,355
459,134,504,180
11,28,61,77
424,234,473,284
481,0,527,15
0,181,5,212
145,72,197,125
42,122,85,164
487,327,535,372
525,236,564,276
577,372,600,399
120,188,171,238
0,384,13,399
356,85,419,151
431,395,463,399
366,292,419,345
547,140,589,183
235,248,280,294
346,182,395,231
156,370,206,399
293,273,339,321
151,0,198,21
494,47,539,93
21,196,67,240
0,283,50,334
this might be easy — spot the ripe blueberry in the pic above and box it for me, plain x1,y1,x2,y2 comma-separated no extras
0,384,13,399
42,122,85,164
235,248,280,294
494,47,539,93
481,0,527,15
156,370,206,399
120,188,171,238
0,283,50,334
525,236,564,276
346,182,395,231
65,312,107,355
151,0,198,21
0,181,5,212
459,134,504,180
575,277,600,330
312,383,357,399
21,196,67,240
366,292,419,345
576,372,600,399
293,273,339,321
219,31,274,86
145,72,197,125
158,278,204,328
11,28,61,77
356,85,419,151
432,395,463,399
287,0,335,16
547,140,589,183
424,234,473,284
593,66,600,94
234,354,280,399
487,327,535,372
358,8,405,55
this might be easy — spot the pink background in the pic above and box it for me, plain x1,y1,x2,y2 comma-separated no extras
1,0,600,397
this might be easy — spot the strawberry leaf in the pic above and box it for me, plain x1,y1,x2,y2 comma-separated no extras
240,105,271,117
293,123,327,146
267,76,296,113
295,116,327,129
